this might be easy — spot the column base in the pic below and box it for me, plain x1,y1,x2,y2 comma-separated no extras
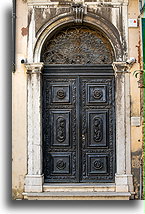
115,174,134,192
25,174,44,192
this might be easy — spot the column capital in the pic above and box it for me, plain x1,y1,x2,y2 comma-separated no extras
25,62,44,74
112,62,129,73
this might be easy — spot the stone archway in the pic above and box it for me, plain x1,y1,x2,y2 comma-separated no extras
33,13,123,63
41,25,116,183
24,12,134,199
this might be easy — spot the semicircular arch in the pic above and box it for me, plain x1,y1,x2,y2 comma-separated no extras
33,12,124,63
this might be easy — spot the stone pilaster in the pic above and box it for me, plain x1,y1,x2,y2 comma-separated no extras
112,62,134,193
24,63,44,192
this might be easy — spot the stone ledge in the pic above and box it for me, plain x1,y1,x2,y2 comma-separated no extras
43,183,116,186
43,183,116,192
23,191,132,200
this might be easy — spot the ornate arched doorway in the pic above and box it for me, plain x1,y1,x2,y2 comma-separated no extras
41,25,116,183
24,12,134,198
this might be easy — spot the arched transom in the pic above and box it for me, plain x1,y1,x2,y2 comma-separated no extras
41,26,114,64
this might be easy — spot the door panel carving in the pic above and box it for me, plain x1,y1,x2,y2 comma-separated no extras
87,111,107,147
87,84,107,104
50,111,70,147
87,154,108,174
50,153,71,175
51,85,70,103
93,117,103,142
56,117,66,143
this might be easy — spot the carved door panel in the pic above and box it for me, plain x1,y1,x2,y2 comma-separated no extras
80,76,115,182
43,76,79,182
43,69,115,183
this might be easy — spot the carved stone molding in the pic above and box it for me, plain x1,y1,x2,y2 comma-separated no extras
112,62,129,73
27,0,127,7
71,3,87,23
25,62,44,74
34,13,123,62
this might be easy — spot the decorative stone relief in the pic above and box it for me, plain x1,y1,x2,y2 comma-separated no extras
72,3,85,23
112,62,129,73
25,63,44,74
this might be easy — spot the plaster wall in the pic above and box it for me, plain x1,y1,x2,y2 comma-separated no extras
128,0,143,199
12,0,28,199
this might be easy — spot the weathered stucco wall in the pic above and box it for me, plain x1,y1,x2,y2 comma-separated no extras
128,0,143,199
12,0,28,199
12,0,143,199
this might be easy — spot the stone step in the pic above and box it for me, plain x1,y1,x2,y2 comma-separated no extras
23,191,131,200
43,183,116,192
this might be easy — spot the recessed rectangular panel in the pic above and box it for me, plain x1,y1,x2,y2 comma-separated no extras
87,84,107,104
87,110,108,147
50,110,70,147
87,154,108,175
50,153,71,175
51,84,70,103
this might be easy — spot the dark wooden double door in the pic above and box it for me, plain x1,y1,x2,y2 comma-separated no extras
43,66,115,183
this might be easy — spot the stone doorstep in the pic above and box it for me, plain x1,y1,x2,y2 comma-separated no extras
23,191,132,200
43,183,116,192
23,184,135,200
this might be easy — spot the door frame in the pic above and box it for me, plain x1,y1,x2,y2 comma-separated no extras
24,12,134,196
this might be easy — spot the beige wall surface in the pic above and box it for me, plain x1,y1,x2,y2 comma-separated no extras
12,0,28,199
128,0,143,199
12,0,143,199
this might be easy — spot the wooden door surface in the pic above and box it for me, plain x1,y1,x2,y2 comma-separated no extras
42,66,115,183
